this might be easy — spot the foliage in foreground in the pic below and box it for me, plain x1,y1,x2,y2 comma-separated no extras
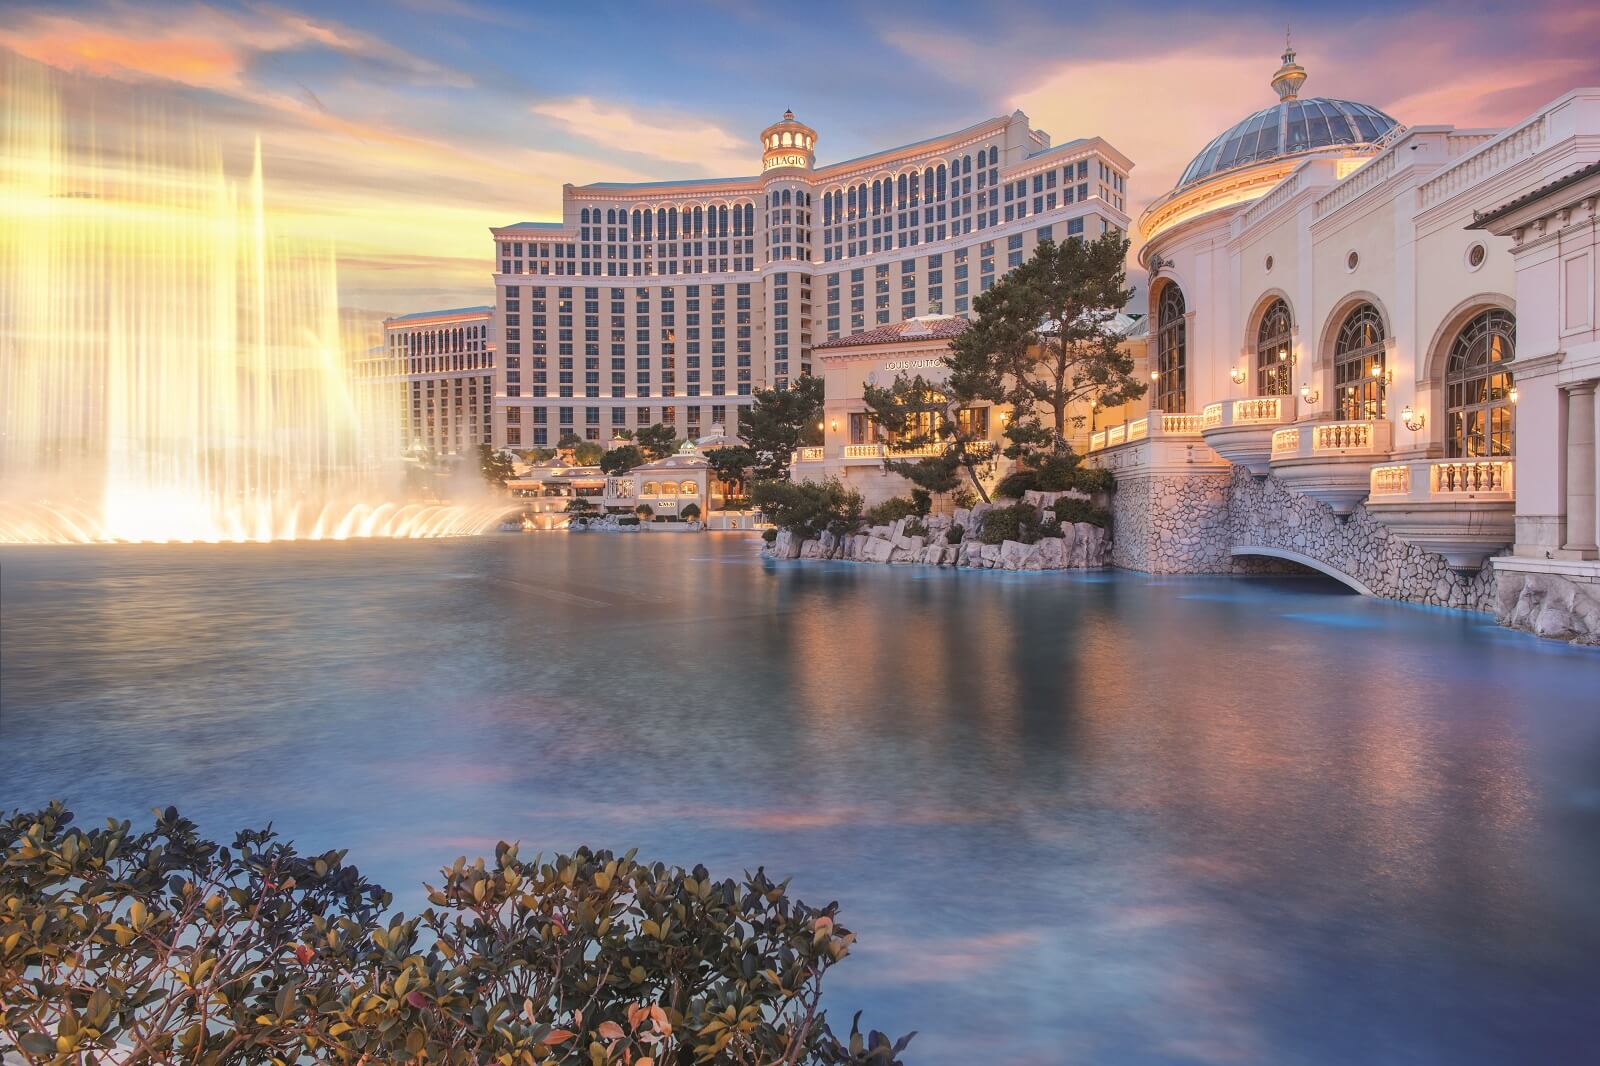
0,803,912,1066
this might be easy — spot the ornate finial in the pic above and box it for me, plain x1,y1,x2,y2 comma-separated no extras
783,109,794,121
1271,29,1307,101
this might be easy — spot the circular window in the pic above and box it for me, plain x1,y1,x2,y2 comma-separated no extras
1264,254,1274,272
1345,250,1360,272
1466,242,1487,271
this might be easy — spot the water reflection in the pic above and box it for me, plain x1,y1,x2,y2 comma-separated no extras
2,537,1598,1065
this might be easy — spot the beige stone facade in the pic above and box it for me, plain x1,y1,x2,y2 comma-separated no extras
489,110,1132,453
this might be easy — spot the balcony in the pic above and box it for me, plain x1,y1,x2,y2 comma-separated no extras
1268,418,1393,515
1364,458,1515,569
796,446,825,462
1088,413,1205,453
1200,395,1297,477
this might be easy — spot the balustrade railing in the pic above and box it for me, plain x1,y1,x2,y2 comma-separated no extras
1431,459,1514,495
1161,414,1203,434
1233,397,1285,423
1127,418,1149,441
1368,459,1514,501
1312,421,1373,451
796,446,825,462
1369,464,1411,496
1202,403,1223,429
843,443,884,459
1271,428,1300,455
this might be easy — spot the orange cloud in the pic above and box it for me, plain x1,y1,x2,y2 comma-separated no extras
0,20,248,89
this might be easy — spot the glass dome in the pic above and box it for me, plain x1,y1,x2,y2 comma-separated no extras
1176,98,1398,189
1174,39,1398,191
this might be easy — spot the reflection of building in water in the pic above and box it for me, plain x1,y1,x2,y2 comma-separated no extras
489,108,1131,451
381,306,497,458
1084,40,1600,638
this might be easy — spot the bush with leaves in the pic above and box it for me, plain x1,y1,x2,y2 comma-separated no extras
751,480,863,541
600,445,645,476
1051,497,1111,529
761,528,778,544
993,470,1038,500
945,524,964,545
0,803,913,1066
680,502,701,522
979,503,1043,545
901,519,928,539
862,497,919,526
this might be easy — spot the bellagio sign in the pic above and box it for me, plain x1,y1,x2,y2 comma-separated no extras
763,152,810,171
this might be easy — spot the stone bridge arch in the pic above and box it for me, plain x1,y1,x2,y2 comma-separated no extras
1229,545,1372,594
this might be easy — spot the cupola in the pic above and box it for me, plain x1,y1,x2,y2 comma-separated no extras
759,109,817,174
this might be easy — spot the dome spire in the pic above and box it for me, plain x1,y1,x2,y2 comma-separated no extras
1271,25,1307,101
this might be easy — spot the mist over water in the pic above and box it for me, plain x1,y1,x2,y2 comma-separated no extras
4,535,1598,1065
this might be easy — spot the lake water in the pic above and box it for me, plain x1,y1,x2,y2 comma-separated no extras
3,535,1598,1065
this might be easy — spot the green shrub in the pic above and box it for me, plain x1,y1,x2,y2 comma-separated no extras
863,496,919,525
1032,454,1082,492
909,487,932,517
751,478,864,539
680,502,701,521
993,470,1038,499
1038,518,1065,539
0,803,910,1066
950,486,978,510
1070,466,1117,495
1053,497,1112,529
617,515,640,526
981,503,1044,544
634,502,654,519
761,527,778,543
902,518,928,539
946,524,964,544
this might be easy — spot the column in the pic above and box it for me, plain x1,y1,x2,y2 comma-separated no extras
1564,381,1598,555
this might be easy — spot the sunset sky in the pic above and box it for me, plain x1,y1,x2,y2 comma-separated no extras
4,0,1598,317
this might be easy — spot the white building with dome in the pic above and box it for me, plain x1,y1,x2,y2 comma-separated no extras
1087,41,1600,642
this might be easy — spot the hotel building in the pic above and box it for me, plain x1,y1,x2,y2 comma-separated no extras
1085,42,1600,640
381,306,497,458
489,109,1132,451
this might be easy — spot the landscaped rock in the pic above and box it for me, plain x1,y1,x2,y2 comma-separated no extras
1497,571,1600,644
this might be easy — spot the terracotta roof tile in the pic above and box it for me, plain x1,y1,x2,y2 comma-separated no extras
815,315,970,350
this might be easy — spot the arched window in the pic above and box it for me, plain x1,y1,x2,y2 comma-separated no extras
1255,298,1293,396
1156,284,1187,413
680,480,698,494
580,208,590,224
1445,308,1515,457
1333,303,1386,421
743,203,754,233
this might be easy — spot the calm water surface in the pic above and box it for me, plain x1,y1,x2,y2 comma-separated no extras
3,535,1599,1065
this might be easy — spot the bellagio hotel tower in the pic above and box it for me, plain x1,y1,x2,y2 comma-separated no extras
490,109,1131,450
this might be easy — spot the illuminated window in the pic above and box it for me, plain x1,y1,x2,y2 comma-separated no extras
1445,309,1515,457
1255,298,1293,396
1155,284,1187,413
1333,303,1386,420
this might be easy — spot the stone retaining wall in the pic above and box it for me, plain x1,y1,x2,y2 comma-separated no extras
765,508,1110,571
1110,467,1498,612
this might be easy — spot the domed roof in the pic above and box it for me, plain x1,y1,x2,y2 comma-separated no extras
1176,39,1398,190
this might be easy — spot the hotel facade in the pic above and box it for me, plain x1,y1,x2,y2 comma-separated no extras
380,306,497,458
1086,44,1600,640
487,109,1131,451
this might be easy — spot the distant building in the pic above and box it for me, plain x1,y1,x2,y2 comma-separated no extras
489,109,1132,451
381,306,497,458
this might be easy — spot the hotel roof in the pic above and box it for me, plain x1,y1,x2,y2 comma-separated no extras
384,305,492,324
815,315,970,350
